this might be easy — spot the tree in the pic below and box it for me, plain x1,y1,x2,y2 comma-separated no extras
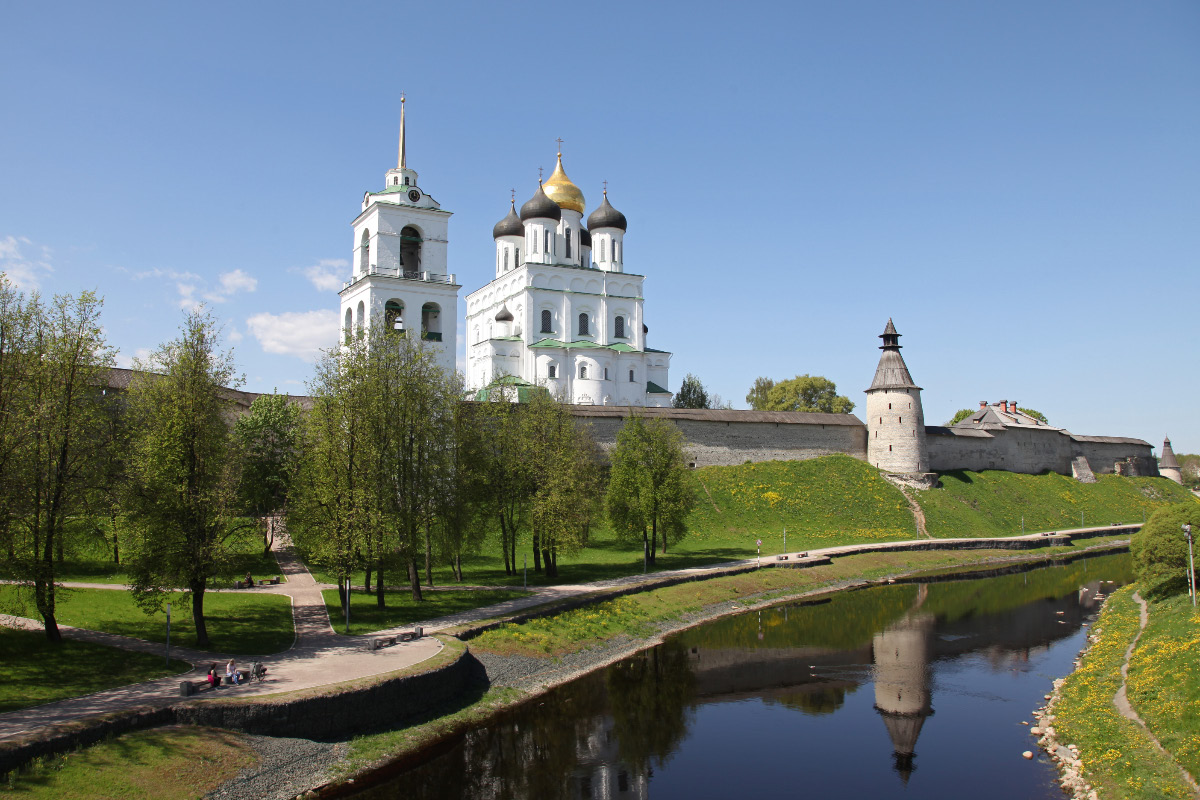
745,377,775,411
4,286,114,641
606,415,696,565
672,373,711,409
1131,504,1199,598
760,374,854,414
235,392,301,554
946,409,974,425
1019,407,1048,423
121,310,248,648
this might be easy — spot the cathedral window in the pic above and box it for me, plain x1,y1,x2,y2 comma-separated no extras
385,299,404,332
578,313,589,336
541,310,552,333
580,365,587,379
344,308,353,343
604,367,609,381
404,177,410,186
599,239,606,261
614,241,620,262
565,228,572,258
614,316,625,339
516,246,521,265
629,369,635,382
399,226,422,275
548,364,557,379
356,301,365,334
503,248,509,271
360,229,370,273
544,229,550,254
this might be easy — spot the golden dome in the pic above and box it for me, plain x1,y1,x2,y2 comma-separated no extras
541,153,586,214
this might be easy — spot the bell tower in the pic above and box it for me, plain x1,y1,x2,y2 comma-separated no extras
338,98,460,375
865,319,929,474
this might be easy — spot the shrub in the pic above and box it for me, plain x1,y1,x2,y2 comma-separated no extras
1131,503,1200,596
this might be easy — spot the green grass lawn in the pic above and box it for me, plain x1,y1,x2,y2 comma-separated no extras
0,627,191,713
917,471,1196,538
3,726,256,799
1126,587,1200,780
0,586,294,655
0,518,282,586
321,588,531,635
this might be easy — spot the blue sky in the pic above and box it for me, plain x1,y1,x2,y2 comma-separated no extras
3,1,1197,453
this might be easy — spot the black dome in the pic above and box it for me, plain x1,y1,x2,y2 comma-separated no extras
494,305,514,322
492,201,524,239
586,192,627,231
520,183,562,222
580,228,591,247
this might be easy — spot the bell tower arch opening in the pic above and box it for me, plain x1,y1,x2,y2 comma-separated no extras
400,226,423,277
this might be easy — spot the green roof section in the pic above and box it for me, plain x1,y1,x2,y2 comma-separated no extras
470,375,550,403
529,338,647,353
647,381,671,394
489,335,522,342
644,347,672,354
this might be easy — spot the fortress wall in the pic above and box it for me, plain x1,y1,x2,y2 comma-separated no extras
572,410,868,468
1074,440,1157,475
927,427,1075,474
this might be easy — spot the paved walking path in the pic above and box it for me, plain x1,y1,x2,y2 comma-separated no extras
0,523,1134,743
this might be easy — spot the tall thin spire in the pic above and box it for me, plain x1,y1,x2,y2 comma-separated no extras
397,95,406,169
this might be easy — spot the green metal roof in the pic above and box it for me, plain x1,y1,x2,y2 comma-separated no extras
490,335,523,341
471,375,550,403
647,381,671,394
529,338,646,353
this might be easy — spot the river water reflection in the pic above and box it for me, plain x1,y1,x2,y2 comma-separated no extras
355,553,1132,799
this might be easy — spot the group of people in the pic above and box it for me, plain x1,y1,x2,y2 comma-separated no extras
205,659,267,688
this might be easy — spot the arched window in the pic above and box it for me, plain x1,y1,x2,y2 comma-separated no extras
544,229,550,255
503,248,509,271
421,303,441,340
385,300,404,333
614,316,625,339
604,367,609,381
614,241,620,262
400,226,422,275
403,176,410,186
356,301,365,334
516,246,521,265
580,365,587,379
541,310,552,333
599,239,606,261
360,229,370,273
565,227,572,258
629,369,635,382
578,313,589,336
531,229,538,254
344,308,353,342
548,364,557,379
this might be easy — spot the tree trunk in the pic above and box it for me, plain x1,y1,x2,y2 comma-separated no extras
338,578,349,618
191,582,210,648
34,579,62,643
649,518,658,566
425,520,433,587
112,532,120,565
364,564,373,594
376,566,385,609
532,531,542,573
499,514,512,575
407,557,423,602
454,554,462,582
510,535,517,578
542,546,557,579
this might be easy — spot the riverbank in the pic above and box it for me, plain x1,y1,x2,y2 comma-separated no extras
1046,585,1200,799
324,537,1133,795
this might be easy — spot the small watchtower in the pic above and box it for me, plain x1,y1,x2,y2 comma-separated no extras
1159,436,1183,484
865,319,929,475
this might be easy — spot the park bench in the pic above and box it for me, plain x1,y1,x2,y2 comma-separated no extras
366,626,423,651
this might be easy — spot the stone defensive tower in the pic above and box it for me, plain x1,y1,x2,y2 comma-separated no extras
1159,436,1183,484
865,319,929,474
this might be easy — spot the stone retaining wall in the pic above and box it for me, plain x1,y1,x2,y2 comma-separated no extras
0,640,479,775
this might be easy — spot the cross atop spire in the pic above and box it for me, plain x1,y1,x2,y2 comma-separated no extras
510,188,516,203
397,94,407,170
602,179,608,196
555,136,563,156
538,166,544,182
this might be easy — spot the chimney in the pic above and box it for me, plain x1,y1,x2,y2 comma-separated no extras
999,399,1007,413
1011,401,1018,415
979,401,987,410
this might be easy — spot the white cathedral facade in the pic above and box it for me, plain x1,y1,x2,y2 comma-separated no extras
338,108,671,405
464,153,672,406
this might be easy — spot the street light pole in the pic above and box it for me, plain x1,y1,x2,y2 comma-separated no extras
1184,524,1196,608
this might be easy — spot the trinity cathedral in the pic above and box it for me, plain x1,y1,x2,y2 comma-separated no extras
339,103,673,406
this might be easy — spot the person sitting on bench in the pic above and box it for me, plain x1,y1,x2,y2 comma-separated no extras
206,664,218,688
244,572,254,588
226,659,241,685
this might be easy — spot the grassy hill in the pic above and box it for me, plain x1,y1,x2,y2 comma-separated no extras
917,469,1198,538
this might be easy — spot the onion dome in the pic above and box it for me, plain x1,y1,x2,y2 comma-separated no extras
520,182,562,222
587,190,627,231
494,305,514,322
542,153,586,213
580,228,591,247
492,201,523,239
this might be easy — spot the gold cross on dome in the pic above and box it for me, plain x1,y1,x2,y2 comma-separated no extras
602,179,608,195
555,137,563,155
538,166,544,181
510,188,516,203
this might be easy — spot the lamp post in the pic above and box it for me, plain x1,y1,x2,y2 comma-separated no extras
1183,523,1196,608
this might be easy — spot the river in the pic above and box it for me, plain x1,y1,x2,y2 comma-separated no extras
349,552,1132,799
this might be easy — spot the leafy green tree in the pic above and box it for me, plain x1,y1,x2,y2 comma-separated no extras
607,641,696,771
121,310,248,648
946,409,974,425
606,415,696,565
672,373,711,409
1131,504,1200,598
761,374,854,413
745,377,776,410
5,287,114,641
235,392,301,554
0,276,35,564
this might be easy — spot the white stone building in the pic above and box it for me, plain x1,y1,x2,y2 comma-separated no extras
465,152,672,406
865,319,929,474
338,100,459,375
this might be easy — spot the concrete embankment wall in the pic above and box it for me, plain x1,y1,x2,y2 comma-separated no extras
0,639,481,775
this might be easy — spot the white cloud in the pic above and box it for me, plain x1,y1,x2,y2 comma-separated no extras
246,309,338,362
176,283,202,311
300,259,349,293
115,348,153,369
0,235,53,290
217,269,257,296
228,326,244,343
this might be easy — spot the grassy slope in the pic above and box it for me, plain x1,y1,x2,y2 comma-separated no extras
0,586,294,655
0,627,190,713
917,471,1196,538
1126,590,1200,782
1053,586,1195,799
322,588,531,635
3,726,256,799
